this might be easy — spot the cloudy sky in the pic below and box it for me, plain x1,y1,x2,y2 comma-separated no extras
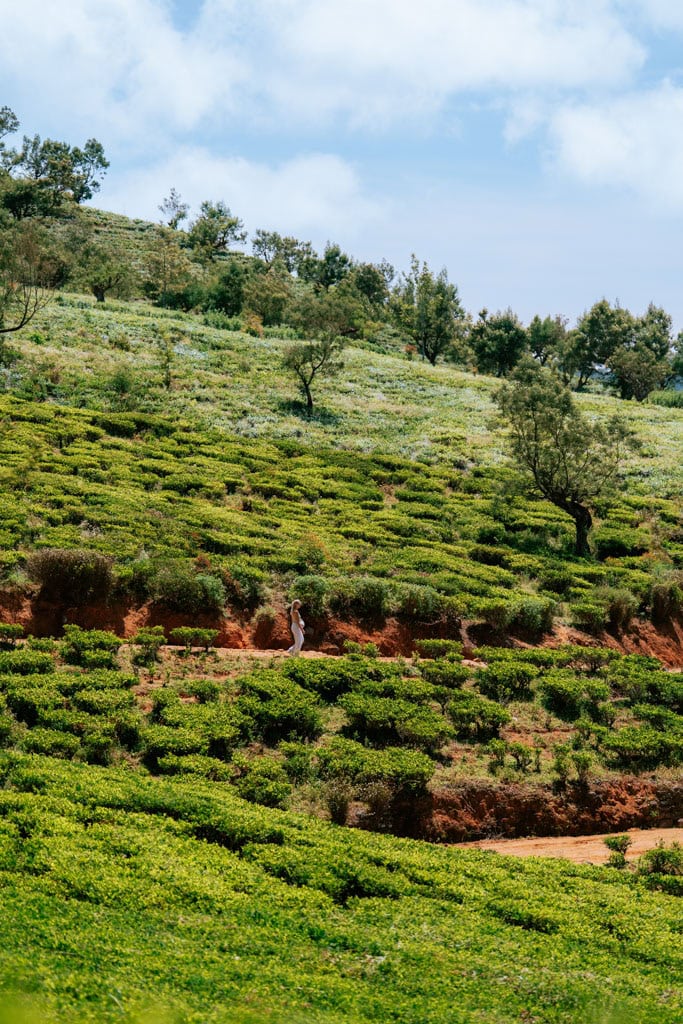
2,0,683,326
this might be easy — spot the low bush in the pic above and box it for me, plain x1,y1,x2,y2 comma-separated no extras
447,692,511,740
649,572,683,624
149,561,225,614
60,625,121,667
169,627,219,652
0,650,54,675
130,626,166,666
538,671,610,720
328,576,391,620
0,624,24,647
231,756,291,809
289,575,329,618
414,639,463,660
236,671,323,744
476,662,538,702
221,560,267,613
602,725,683,771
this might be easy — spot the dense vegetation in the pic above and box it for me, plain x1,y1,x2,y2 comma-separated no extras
0,107,682,1023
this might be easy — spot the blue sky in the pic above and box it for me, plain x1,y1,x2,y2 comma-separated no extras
3,1,683,327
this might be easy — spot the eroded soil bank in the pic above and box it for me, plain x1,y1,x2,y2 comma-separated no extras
404,777,683,843
2,595,683,666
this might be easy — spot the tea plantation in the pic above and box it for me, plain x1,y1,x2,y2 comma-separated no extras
0,291,682,1021
2,291,683,636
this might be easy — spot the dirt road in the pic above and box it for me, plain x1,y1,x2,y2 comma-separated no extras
455,827,683,864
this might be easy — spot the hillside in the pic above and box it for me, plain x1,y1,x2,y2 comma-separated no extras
3,290,683,652
0,270,682,1022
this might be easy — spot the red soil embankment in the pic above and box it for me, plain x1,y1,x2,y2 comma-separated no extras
416,777,683,843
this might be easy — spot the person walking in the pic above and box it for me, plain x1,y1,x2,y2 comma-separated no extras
287,599,305,656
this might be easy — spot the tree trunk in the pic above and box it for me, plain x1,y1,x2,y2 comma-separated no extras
304,382,314,416
93,285,106,303
572,504,593,557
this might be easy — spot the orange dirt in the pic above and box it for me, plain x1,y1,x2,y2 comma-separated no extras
454,827,683,864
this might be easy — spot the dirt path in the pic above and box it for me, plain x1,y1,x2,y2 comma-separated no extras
454,827,683,864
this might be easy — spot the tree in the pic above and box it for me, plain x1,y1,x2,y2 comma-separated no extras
242,267,291,326
528,314,567,367
2,132,108,215
560,300,635,388
158,188,189,230
282,336,344,415
392,257,464,365
470,307,528,376
251,230,311,273
607,344,670,401
78,240,135,303
282,288,355,414
187,200,246,261
495,360,637,556
144,227,195,301
0,220,57,336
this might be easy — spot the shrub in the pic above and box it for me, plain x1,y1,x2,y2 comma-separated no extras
593,526,649,560
508,596,555,638
232,755,291,809
150,561,225,614
142,725,209,769
602,725,683,771
476,662,538,702
20,728,80,759
447,692,510,740
236,671,323,744
322,778,354,825
637,841,683,876
340,693,451,753
328,576,391,620
649,572,683,625
169,627,219,652
508,742,533,772
184,679,221,703
130,626,166,666
394,583,444,622
538,671,610,720
0,650,54,675
414,639,463,660
156,754,233,782
221,561,267,613
26,548,113,604
282,656,398,701
0,624,24,647
290,575,329,618
419,661,470,689
603,834,632,868
60,625,121,666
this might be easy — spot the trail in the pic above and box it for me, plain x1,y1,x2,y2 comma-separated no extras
454,827,683,864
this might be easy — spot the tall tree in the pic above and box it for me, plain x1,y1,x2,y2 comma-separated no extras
392,257,464,365
495,360,637,556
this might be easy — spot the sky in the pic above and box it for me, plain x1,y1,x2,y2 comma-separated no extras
2,0,683,326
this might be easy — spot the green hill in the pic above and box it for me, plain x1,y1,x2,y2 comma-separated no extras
2,289,682,639
0,250,682,1023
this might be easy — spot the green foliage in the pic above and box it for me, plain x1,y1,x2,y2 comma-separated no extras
169,626,218,651
130,625,166,666
26,548,113,604
60,625,121,667
476,662,538,703
236,671,323,744
0,624,23,646
232,755,291,809
447,691,511,740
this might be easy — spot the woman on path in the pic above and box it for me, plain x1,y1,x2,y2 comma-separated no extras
287,599,305,656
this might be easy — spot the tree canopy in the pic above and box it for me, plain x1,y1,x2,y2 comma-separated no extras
495,360,638,556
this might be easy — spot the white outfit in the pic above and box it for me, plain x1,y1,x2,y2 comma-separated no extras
287,614,304,656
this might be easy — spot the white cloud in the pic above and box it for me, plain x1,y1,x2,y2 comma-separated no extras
549,82,683,208
0,0,646,141
100,147,385,242
0,0,246,143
